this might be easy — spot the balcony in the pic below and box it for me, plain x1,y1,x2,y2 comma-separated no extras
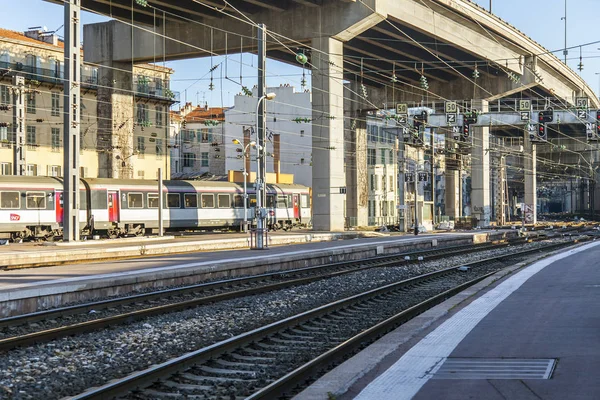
0,62,98,88
134,78,179,103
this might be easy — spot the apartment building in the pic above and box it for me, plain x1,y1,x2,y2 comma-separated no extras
0,26,173,178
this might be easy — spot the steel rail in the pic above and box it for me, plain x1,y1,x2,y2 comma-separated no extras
65,239,585,400
0,240,527,351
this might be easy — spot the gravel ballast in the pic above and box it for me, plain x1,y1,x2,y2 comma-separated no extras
0,240,571,399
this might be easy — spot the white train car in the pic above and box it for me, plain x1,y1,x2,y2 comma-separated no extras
0,176,312,240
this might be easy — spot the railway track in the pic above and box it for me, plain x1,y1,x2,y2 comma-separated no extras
0,238,538,351
64,239,584,400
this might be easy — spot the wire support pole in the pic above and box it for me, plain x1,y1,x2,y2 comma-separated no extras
63,0,81,242
255,23,267,250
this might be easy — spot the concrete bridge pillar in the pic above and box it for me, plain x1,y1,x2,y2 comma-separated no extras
471,99,491,226
84,21,134,179
524,131,537,224
344,108,368,228
311,37,345,231
444,130,460,220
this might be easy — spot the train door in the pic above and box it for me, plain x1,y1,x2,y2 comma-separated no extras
56,191,64,223
293,194,299,219
108,191,120,222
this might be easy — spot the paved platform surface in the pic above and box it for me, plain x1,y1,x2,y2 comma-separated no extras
0,231,489,298
295,240,600,400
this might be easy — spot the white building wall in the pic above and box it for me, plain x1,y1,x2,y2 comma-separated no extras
224,86,312,187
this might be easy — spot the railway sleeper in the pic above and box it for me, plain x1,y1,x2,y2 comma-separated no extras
140,389,206,399
182,373,256,384
161,380,213,392
228,353,275,362
215,359,271,369
198,365,258,377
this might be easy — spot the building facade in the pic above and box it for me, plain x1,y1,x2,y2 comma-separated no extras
225,85,313,187
0,27,173,179
365,114,399,227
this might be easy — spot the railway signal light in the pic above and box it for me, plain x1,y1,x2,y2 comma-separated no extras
537,124,547,140
463,112,478,125
538,109,553,123
0,105,11,111
462,124,470,138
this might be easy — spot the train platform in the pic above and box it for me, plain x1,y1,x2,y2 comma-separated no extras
0,230,514,317
294,238,600,400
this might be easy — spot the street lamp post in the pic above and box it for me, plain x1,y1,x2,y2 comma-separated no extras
255,92,276,249
232,138,256,232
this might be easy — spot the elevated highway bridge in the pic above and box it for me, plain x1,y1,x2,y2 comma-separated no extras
49,0,600,228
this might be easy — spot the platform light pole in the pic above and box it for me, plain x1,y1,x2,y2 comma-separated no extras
232,138,256,232
254,91,276,249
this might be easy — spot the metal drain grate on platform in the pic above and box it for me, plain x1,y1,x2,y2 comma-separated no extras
432,358,556,380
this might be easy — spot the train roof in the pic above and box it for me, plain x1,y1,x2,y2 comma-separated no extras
0,175,64,188
81,178,309,191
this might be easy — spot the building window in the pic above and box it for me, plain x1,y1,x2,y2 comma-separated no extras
0,162,11,175
367,148,376,166
201,128,209,143
51,92,60,117
137,170,145,179
155,105,163,127
26,126,36,146
137,136,145,156
48,165,61,177
201,152,209,167
370,174,375,191
389,175,394,190
0,126,7,142
300,130,304,137
51,128,60,151
155,138,163,156
382,176,386,191
0,85,10,105
26,164,37,176
300,158,305,165
26,92,36,114
137,75,149,94
380,149,386,164
183,152,195,167
389,149,394,162
136,103,149,124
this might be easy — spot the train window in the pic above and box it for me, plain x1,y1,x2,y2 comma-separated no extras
249,194,257,208
276,195,288,208
0,191,19,209
127,193,144,209
266,195,275,208
301,194,309,208
147,193,159,208
26,192,46,209
233,194,244,208
201,194,214,208
167,193,181,208
184,193,198,208
218,194,230,208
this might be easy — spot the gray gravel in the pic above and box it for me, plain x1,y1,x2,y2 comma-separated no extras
0,239,573,399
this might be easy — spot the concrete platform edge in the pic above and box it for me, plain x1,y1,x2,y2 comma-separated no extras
0,232,512,317
292,240,587,400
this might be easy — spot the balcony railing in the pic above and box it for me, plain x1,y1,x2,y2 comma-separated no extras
134,78,179,103
0,62,98,87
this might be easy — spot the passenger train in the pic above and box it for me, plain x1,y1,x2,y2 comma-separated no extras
0,176,311,241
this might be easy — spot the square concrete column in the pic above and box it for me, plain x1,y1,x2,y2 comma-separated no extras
444,131,460,219
345,114,368,227
311,37,345,231
523,131,537,224
85,22,134,179
471,99,491,226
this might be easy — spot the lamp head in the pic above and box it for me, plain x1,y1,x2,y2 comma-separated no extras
232,138,241,145
249,140,257,147
265,92,276,100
